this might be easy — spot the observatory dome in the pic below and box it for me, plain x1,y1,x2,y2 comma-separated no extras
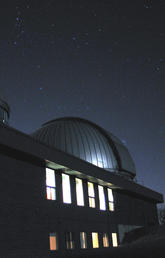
31,117,136,180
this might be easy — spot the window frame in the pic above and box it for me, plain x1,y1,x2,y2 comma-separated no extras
91,232,99,248
46,168,56,201
98,185,106,210
80,232,87,249
62,173,72,204
49,232,58,251
65,232,75,249
87,182,96,208
112,233,118,247
107,188,114,211
102,233,109,247
75,178,84,206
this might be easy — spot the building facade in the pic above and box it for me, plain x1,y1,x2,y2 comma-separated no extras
0,112,163,257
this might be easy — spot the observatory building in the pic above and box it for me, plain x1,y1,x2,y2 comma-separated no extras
0,101,163,257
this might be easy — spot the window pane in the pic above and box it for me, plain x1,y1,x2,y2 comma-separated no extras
46,187,56,200
109,202,114,211
75,178,84,206
92,232,99,248
46,168,55,187
112,233,118,247
88,182,95,197
80,232,87,249
107,188,114,202
66,232,74,249
49,233,58,250
103,233,109,247
89,197,95,208
98,185,106,210
62,174,71,204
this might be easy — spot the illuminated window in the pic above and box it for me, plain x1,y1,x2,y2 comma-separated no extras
49,233,58,250
62,173,71,204
46,168,56,200
107,188,114,211
92,232,99,248
75,178,84,206
112,233,118,247
65,232,74,249
103,233,109,247
87,182,95,208
98,185,106,210
80,232,87,249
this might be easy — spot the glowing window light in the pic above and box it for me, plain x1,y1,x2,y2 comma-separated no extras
107,188,114,211
46,187,56,200
87,182,95,208
75,178,84,206
46,168,55,187
112,233,118,247
103,233,109,247
80,232,87,249
49,233,58,250
46,168,56,200
92,232,99,248
98,185,106,210
62,173,71,204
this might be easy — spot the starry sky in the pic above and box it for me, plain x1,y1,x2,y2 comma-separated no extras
0,0,165,202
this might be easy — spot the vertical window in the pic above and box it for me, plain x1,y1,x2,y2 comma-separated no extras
62,173,71,204
92,232,99,248
103,233,109,247
65,232,74,249
98,185,106,210
46,168,56,200
112,233,118,247
80,232,87,249
75,178,84,206
49,233,58,250
87,182,95,208
107,188,114,211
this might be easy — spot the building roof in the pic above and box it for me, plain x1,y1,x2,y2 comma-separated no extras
0,122,163,203
31,117,136,180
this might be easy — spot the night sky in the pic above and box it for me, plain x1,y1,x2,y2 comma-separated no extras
1,0,165,202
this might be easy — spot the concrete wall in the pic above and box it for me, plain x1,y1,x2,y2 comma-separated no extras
0,151,158,257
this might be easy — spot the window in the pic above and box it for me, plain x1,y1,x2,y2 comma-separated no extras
62,173,71,204
92,232,99,248
98,185,106,210
112,233,118,247
75,178,84,206
65,232,74,249
87,182,95,208
49,233,58,250
46,168,56,200
103,233,109,247
107,188,114,211
80,232,87,249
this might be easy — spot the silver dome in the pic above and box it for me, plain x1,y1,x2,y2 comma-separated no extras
31,117,136,179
